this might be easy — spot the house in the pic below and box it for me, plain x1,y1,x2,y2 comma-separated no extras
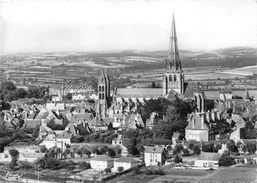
194,152,220,169
185,112,214,141
144,146,166,166
112,135,128,157
88,116,110,131
66,112,94,123
119,114,144,130
90,155,114,170
114,157,141,171
0,145,45,163
40,132,57,149
56,131,73,150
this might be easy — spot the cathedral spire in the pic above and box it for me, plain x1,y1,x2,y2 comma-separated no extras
168,12,181,71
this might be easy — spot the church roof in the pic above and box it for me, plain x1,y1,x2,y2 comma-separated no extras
183,82,204,98
186,113,209,130
116,88,162,98
166,89,178,101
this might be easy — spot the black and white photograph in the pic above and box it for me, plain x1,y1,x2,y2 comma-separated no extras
0,0,257,182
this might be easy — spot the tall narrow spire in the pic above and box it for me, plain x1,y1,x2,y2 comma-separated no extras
168,12,181,71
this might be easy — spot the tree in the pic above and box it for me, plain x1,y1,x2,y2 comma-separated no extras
226,140,238,154
78,162,90,170
83,149,92,158
174,155,181,164
123,138,140,156
76,148,83,158
218,154,236,167
40,146,47,153
245,141,256,154
9,149,19,170
192,145,201,155
173,144,184,155
151,81,157,88
132,167,141,175
107,148,116,158
202,142,215,152
183,149,190,156
104,167,111,174
66,93,72,100
117,166,124,172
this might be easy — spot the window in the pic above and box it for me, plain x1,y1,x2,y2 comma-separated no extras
169,75,172,81
99,94,101,99
101,93,104,99
99,86,101,92
174,75,176,81
102,85,104,91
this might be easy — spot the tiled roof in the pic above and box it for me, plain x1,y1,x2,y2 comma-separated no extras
56,131,73,139
198,152,220,161
91,155,113,162
120,114,144,129
183,82,204,98
116,88,162,98
144,146,165,153
114,157,140,163
186,113,209,130
88,117,108,127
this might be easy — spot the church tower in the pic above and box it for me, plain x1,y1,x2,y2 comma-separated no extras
163,13,185,96
97,69,110,119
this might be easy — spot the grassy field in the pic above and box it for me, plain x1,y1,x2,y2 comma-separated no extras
107,167,212,183
107,173,159,183
197,166,257,183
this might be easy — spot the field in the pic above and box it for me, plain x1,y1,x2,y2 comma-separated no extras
107,166,257,183
107,167,211,183
197,166,257,183
220,65,257,76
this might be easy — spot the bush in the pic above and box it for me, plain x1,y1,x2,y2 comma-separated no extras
19,161,34,170
132,167,141,175
104,167,111,174
117,166,124,172
218,154,236,167
144,168,165,175
174,155,182,163
192,145,201,155
78,162,91,170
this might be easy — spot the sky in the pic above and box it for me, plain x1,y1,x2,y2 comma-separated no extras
0,0,257,54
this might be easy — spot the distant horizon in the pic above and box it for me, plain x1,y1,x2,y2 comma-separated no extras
1,45,257,56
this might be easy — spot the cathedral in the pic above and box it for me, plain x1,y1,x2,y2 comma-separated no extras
96,13,206,119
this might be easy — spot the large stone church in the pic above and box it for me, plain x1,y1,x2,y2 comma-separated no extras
96,13,205,119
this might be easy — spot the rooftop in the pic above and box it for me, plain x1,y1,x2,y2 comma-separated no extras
90,155,113,162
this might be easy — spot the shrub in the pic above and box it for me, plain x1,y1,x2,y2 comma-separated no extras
144,168,165,175
104,167,111,174
202,143,215,152
174,155,182,163
19,161,34,170
78,162,91,170
117,166,124,172
183,149,190,156
192,145,201,155
218,154,236,167
132,167,141,175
